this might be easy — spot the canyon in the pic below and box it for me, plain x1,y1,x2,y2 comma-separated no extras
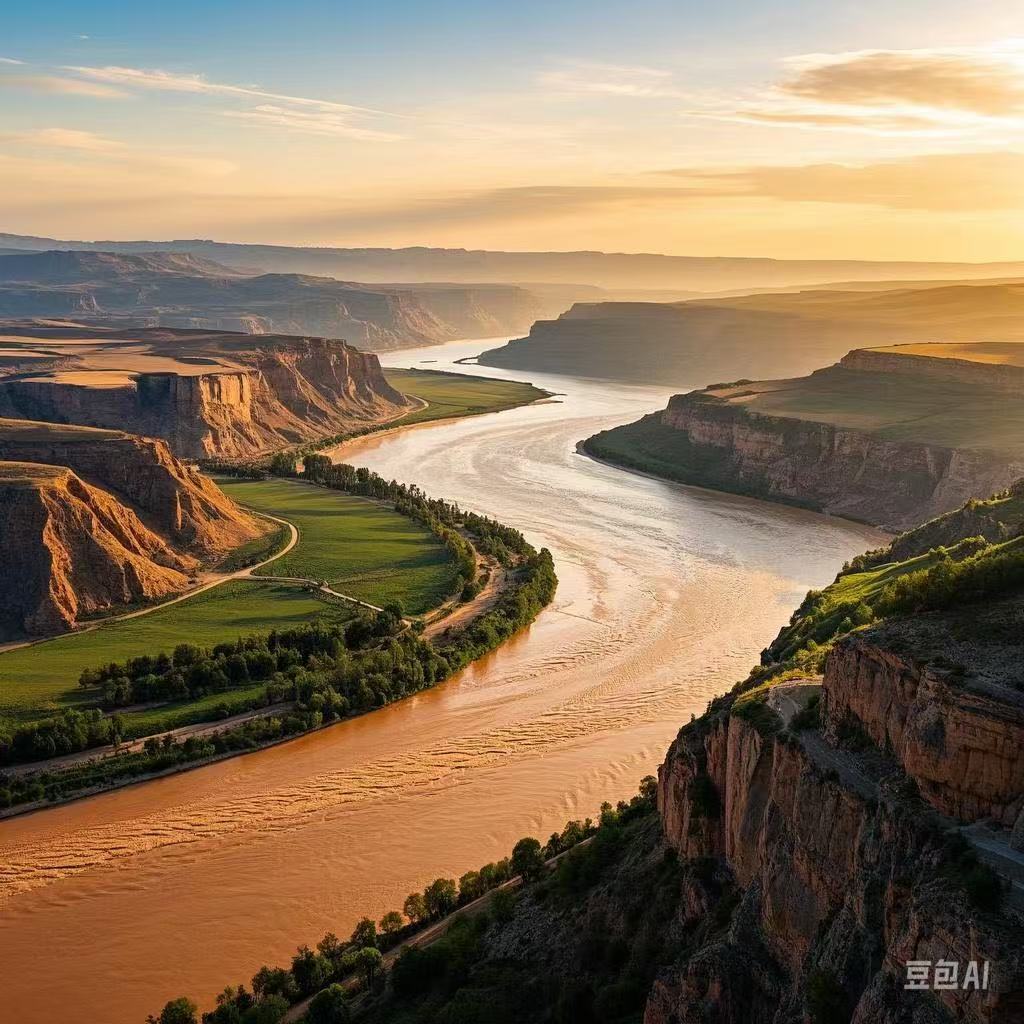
0,322,411,458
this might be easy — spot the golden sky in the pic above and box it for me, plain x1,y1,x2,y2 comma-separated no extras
2,7,1024,260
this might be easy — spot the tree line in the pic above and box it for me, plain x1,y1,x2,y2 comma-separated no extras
146,778,657,1024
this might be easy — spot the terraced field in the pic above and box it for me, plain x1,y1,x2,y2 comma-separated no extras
220,477,460,614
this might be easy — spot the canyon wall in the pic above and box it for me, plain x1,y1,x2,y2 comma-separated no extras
652,394,1024,531
841,348,1024,394
0,463,194,636
651,625,1024,1023
0,335,411,459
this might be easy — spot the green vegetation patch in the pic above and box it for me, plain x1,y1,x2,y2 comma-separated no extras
0,581,351,727
219,477,459,614
384,367,549,426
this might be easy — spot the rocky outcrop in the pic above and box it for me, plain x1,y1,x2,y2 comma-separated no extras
0,328,412,458
0,462,193,636
0,418,265,555
655,393,1024,530
652,695,1024,1024
823,616,1024,830
842,348,1024,393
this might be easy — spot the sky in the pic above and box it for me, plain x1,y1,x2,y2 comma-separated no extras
2,0,1024,260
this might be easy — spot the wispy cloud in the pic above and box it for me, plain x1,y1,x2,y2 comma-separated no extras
61,63,403,140
689,40,1024,137
0,74,126,98
6,127,124,151
537,61,680,98
0,57,24,65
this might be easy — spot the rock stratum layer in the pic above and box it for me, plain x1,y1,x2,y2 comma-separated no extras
584,345,1024,531
0,324,411,458
0,418,266,637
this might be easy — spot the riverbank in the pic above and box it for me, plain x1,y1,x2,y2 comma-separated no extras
0,340,884,1024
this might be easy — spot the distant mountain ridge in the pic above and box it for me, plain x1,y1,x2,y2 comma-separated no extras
479,281,1024,388
3,231,1023,290
0,248,574,351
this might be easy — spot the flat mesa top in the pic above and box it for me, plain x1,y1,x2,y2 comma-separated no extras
0,417,128,442
0,460,71,485
867,342,1024,367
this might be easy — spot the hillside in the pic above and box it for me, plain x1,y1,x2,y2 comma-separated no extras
0,419,266,637
178,484,1024,1024
0,322,411,458
4,232,1024,290
584,342,1024,530
0,250,572,351
478,282,1024,388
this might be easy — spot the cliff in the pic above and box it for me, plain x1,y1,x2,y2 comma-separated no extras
0,418,265,555
478,283,1024,388
0,462,193,637
0,326,412,458
584,349,1024,531
652,680,1024,1024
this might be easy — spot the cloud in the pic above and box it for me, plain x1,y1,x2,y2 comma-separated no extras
689,40,1024,137
57,64,403,142
0,73,126,98
8,127,124,151
538,61,680,98
222,105,400,141
780,43,1024,115
664,152,1024,211
0,57,24,65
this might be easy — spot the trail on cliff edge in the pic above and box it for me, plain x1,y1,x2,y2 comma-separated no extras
0,338,884,1024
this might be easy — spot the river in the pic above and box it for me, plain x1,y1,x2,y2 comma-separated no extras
0,339,885,1023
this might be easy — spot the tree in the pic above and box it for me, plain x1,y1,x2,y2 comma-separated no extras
251,966,297,1003
423,877,457,918
639,775,657,802
511,837,545,882
306,984,349,1024
458,870,483,902
350,916,377,949
317,932,343,961
290,945,331,996
403,891,427,924
243,994,289,1024
147,997,198,1024
379,910,404,937
354,946,384,987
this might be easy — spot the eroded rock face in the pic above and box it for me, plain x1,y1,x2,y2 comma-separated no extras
0,419,264,556
0,463,193,636
824,622,1024,829
0,329,411,459
659,396,1023,531
652,711,1024,1024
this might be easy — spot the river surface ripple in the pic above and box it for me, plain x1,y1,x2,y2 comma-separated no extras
0,338,885,1024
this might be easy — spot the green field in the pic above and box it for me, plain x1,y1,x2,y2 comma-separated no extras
384,367,549,426
220,477,460,614
0,581,352,727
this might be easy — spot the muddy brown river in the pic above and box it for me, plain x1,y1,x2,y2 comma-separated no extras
0,339,885,1023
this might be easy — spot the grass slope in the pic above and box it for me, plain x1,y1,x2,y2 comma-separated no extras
0,581,351,727
219,477,459,614
384,367,549,426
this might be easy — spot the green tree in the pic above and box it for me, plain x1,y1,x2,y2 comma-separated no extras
379,910,404,937
510,837,545,882
354,946,383,987
306,983,349,1024
147,997,198,1024
423,877,458,918
291,945,331,995
350,916,377,949
403,891,427,923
